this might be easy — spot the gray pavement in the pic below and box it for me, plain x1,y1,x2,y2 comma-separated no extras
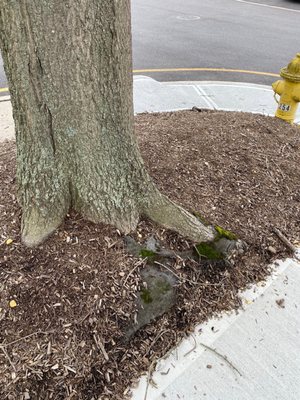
132,258,300,400
132,0,300,84
1,0,300,89
134,76,300,122
0,96,13,141
135,77,271,113
3,77,299,143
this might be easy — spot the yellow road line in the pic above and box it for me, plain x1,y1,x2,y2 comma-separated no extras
0,68,279,93
132,67,280,77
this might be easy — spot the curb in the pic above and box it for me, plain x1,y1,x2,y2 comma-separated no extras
1,77,299,143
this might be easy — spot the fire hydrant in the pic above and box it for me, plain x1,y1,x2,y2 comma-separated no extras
272,53,300,124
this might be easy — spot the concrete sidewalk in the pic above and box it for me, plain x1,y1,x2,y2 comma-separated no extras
1,77,300,400
0,95,14,141
133,76,300,123
1,77,299,142
131,258,300,400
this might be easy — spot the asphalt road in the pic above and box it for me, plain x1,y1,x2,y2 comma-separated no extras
132,0,300,84
1,0,300,93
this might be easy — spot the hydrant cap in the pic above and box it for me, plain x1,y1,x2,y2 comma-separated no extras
280,53,300,82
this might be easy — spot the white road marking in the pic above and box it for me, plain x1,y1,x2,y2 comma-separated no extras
233,0,300,13
175,15,201,21
171,83,273,92
193,85,220,110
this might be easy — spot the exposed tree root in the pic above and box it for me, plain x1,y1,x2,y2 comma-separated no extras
20,180,245,259
143,190,246,259
143,192,216,243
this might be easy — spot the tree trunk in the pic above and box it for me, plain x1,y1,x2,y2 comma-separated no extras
0,0,216,246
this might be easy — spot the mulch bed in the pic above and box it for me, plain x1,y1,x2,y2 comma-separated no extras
0,110,300,400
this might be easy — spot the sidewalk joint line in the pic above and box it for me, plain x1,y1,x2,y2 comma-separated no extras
194,85,219,110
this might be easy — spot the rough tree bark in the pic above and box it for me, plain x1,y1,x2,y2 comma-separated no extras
0,0,236,250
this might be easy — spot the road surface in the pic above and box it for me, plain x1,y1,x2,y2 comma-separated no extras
132,0,300,83
1,0,300,94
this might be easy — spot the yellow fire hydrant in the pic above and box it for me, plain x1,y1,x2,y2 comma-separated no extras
272,53,300,124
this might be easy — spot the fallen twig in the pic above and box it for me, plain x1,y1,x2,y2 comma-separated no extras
184,333,197,358
0,346,16,371
273,227,300,260
0,331,51,347
154,261,182,280
200,342,242,377
154,261,196,285
273,227,296,252
123,260,144,286
160,368,170,375
145,329,170,357
144,359,157,400
156,249,177,259
77,311,92,325
93,334,109,361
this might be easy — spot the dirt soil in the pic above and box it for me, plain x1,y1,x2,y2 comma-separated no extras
0,110,300,400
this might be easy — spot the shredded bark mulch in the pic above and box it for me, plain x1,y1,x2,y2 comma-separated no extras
0,110,300,400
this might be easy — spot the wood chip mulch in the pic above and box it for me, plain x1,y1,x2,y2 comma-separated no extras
0,110,300,400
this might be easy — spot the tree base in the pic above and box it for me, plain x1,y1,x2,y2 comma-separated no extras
21,208,65,247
